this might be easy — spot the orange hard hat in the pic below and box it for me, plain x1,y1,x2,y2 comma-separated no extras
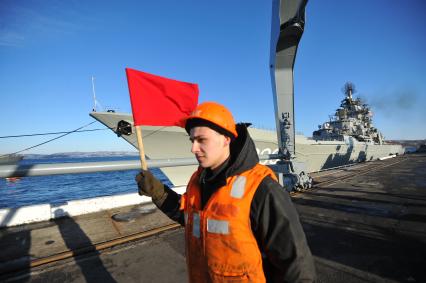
182,102,238,138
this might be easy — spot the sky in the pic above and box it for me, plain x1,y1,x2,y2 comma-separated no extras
1,0,425,155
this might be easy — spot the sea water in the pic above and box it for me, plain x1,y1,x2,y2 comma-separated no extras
0,156,172,209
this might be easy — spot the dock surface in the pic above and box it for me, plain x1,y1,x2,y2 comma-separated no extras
1,154,425,282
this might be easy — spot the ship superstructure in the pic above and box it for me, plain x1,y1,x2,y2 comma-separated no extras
313,83,384,145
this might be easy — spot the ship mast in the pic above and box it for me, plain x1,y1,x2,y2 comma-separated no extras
92,76,98,112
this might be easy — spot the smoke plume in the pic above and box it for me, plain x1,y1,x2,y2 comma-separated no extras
357,89,419,115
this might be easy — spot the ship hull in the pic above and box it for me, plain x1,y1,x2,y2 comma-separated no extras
90,112,403,186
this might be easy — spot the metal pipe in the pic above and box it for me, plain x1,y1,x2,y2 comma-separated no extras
0,154,283,178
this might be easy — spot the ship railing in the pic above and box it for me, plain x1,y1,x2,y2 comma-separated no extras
0,154,283,178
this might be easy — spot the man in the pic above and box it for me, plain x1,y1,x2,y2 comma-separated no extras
136,102,316,282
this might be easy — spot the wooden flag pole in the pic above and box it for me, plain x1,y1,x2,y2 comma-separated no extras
135,125,148,170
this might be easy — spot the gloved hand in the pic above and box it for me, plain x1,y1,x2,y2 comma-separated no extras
135,170,166,202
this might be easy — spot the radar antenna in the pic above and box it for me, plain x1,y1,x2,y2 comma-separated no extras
342,82,356,99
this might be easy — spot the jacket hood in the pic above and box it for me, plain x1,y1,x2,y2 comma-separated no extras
225,123,259,177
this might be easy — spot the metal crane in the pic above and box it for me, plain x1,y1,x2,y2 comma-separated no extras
270,0,312,190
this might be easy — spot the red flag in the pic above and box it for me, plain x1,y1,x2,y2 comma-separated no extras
126,68,199,127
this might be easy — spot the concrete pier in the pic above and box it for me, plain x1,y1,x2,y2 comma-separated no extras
0,154,425,282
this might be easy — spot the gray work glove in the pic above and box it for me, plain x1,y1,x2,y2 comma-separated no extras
135,170,166,204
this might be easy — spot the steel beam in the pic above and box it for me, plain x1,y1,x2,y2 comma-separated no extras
0,154,283,178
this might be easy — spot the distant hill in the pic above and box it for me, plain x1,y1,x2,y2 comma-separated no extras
24,151,139,159
20,141,426,160
387,140,426,149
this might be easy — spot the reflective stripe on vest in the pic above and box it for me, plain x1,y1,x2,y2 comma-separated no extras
207,218,229,235
184,212,188,225
193,212,200,238
230,175,246,198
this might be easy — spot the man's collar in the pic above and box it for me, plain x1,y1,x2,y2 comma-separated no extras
201,156,231,183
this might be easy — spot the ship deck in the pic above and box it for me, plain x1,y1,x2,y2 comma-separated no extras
1,153,425,282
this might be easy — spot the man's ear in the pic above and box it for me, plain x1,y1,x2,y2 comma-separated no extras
224,136,231,146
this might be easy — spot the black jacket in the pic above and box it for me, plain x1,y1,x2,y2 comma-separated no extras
158,124,316,282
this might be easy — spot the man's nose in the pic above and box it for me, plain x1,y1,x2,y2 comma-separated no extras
191,141,199,154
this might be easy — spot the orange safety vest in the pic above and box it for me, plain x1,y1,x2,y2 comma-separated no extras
180,163,278,283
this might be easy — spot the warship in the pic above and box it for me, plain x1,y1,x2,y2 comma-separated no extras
89,82,403,187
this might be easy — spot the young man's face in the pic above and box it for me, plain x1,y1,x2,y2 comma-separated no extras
189,126,231,170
